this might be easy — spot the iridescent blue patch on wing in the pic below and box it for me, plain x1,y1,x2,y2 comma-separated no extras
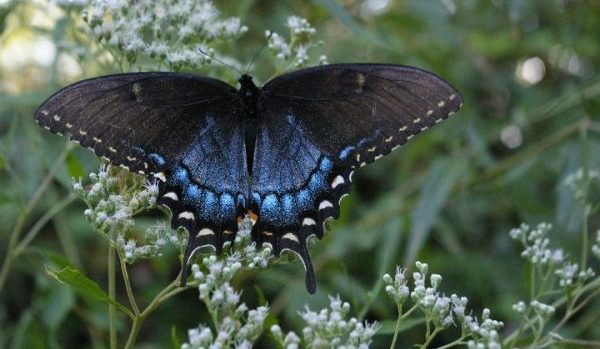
254,156,336,227
173,167,188,184
308,171,326,193
357,138,370,148
219,193,235,219
296,188,312,209
260,194,279,223
184,183,202,204
281,194,295,221
339,146,355,160
149,152,166,167
200,190,218,217
237,193,246,209
319,157,333,172
252,192,261,207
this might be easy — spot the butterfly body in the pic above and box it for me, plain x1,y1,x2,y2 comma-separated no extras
36,64,463,293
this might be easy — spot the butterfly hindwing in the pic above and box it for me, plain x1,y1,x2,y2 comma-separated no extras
253,64,462,290
35,73,249,283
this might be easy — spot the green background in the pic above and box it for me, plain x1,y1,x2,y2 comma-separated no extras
1,0,599,348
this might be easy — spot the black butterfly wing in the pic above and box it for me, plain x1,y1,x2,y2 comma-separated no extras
252,64,462,292
35,73,249,283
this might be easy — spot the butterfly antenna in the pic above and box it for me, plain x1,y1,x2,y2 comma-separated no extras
198,47,243,76
246,31,273,74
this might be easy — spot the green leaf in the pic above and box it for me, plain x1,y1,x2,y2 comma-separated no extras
377,317,426,335
41,284,75,331
311,0,388,48
404,157,466,265
45,265,130,315
66,152,85,179
170,326,181,349
375,218,403,274
582,94,600,118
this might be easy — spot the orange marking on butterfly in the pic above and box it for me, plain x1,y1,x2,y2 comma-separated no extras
247,210,258,223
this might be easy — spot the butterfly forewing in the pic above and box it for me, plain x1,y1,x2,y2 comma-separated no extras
261,64,462,157
35,73,250,282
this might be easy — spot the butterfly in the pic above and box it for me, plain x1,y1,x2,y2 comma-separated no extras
35,64,462,293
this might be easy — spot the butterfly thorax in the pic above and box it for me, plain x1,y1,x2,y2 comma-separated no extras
238,74,260,172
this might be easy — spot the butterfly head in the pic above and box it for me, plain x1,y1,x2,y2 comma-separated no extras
238,74,257,90
238,74,260,116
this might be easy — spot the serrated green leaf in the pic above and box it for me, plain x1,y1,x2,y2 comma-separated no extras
45,265,130,315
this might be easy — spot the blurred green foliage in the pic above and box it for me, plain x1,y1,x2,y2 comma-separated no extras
1,0,599,348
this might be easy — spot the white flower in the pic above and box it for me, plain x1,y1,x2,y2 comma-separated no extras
531,300,555,318
290,295,379,347
85,0,246,69
555,262,579,287
512,301,527,313
592,230,600,259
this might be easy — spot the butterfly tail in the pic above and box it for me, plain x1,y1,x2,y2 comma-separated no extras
274,232,317,294
299,241,317,294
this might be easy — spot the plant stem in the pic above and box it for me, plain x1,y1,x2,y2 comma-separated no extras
123,278,186,348
551,285,600,334
108,244,117,349
12,194,77,257
124,316,144,349
434,336,467,349
580,118,590,270
0,142,73,292
421,327,441,349
530,262,536,301
119,256,140,315
560,338,600,347
389,303,403,349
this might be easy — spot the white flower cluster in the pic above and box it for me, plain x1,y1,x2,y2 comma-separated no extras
74,165,181,262
54,0,88,8
509,223,565,265
555,262,595,288
182,304,269,349
266,16,328,68
384,266,410,303
530,300,556,318
271,295,379,349
191,224,272,306
593,230,600,259
181,223,272,348
508,219,599,346
564,168,600,202
119,221,181,262
384,262,504,348
84,0,247,69
465,308,504,349
510,222,595,290
409,263,455,328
